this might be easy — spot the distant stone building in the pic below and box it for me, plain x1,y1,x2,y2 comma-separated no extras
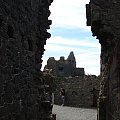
43,52,99,108
44,51,85,77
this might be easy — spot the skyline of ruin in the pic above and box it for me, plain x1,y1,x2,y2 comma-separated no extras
42,0,101,75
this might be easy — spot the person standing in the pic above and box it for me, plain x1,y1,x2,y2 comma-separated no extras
60,88,65,106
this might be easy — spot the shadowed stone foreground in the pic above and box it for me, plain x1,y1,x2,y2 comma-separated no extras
0,0,54,119
86,0,120,119
52,105,97,120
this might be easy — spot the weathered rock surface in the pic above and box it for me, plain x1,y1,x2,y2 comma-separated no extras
86,0,120,119
0,0,54,120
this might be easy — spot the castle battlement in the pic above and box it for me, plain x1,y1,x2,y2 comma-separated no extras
44,51,85,77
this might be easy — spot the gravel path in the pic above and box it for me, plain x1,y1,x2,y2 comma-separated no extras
52,105,97,120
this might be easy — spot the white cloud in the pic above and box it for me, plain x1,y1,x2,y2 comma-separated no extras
42,36,101,75
75,52,100,75
41,0,101,75
49,0,90,30
46,36,100,48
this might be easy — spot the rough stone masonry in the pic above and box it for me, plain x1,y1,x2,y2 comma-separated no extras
53,75,100,108
0,0,54,120
86,0,120,120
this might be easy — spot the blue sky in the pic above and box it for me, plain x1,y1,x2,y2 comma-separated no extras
41,0,101,75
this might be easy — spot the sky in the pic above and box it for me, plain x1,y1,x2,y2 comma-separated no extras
41,0,101,75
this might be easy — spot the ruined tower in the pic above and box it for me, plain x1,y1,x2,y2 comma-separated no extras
0,0,54,120
44,51,85,77
86,0,120,120
67,51,76,68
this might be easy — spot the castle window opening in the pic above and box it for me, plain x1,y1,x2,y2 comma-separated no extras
58,66,63,71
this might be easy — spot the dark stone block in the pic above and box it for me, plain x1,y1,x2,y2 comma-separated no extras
0,0,53,119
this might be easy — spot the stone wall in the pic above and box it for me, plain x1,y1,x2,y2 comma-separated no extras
54,75,100,108
86,0,120,119
0,0,54,120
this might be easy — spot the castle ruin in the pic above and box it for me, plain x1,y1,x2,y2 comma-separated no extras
44,51,85,77
0,0,120,119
